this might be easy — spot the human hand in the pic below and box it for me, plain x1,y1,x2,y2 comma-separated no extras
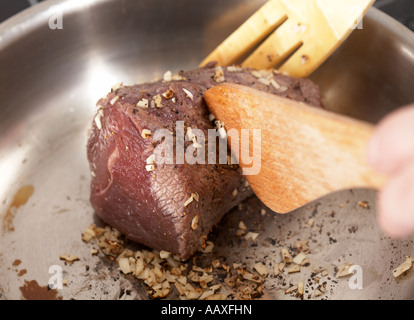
368,105,414,238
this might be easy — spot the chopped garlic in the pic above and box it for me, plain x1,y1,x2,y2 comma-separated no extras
300,258,310,266
218,127,227,139
227,66,243,72
244,232,259,241
259,69,273,79
254,263,269,277
162,89,174,99
358,201,370,209
199,290,215,300
270,79,281,90
292,252,307,265
191,215,200,230
297,281,305,296
137,98,149,108
215,120,225,128
393,256,413,278
185,290,202,300
60,254,79,263
251,71,262,78
82,221,271,301
154,94,163,108
233,263,242,269
235,229,246,237
306,218,314,227
294,239,310,253
191,192,199,202
285,285,298,294
160,250,171,259
238,221,247,231
94,111,103,130
336,263,353,278
240,270,262,283
287,265,301,274
119,257,132,274
214,67,225,83
274,263,280,276
199,241,214,254
258,78,270,86
184,195,194,207
281,248,292,263
182,88,194,101
141,129,152,139
110,96,119,105
163,71,173,82
172,74,185,81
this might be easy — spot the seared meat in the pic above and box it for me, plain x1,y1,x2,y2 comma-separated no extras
87,63,322,260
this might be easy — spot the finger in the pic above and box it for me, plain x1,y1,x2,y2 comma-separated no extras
377,160,414,238
368,105,414,174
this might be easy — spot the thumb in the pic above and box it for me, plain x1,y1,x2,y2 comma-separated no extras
377,160,414,238
368,106,414,174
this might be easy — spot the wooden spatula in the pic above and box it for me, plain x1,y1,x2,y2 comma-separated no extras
204,83,386,214
200,0,375,78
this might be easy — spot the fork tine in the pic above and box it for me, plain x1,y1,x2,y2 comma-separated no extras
241,18,304,70
278,39,335,78
242,0,339,73
277,0,376,78
199,0,287,67
201,0,375,77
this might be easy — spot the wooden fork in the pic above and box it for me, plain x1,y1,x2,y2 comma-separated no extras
200,0,375,78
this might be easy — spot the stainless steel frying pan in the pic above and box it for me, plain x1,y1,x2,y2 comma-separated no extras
0,0,413,300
